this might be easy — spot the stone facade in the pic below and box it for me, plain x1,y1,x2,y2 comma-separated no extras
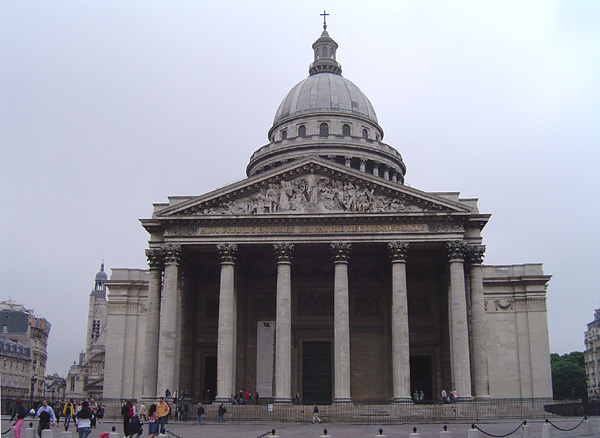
103,25,553,403
585,308,600,400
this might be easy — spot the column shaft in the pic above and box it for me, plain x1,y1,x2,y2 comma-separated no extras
333,259,351,402
274,261,292,402
470,262,490,397
449,258,473,399
142,263,161,398
156,260,179,396
391,260,411,401
216,262,235,401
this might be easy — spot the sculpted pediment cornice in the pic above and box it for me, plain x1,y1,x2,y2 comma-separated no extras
154,158,472,219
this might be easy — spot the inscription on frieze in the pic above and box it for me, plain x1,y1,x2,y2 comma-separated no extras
164,222,464,236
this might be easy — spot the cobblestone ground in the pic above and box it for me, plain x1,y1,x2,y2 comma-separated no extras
1,417,598,438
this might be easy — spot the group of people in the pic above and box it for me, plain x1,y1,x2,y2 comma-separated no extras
120,397,170,438
9,398,102,438
440,388,458,403
231,390,258,405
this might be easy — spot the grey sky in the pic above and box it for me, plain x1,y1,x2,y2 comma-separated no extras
1,1,599,377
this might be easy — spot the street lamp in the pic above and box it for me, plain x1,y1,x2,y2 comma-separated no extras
29,377,37,409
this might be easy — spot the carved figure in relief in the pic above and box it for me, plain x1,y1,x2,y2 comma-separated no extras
191,172,432,215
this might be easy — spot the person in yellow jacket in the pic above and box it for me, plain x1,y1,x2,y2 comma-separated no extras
62,399,75,431
155,397,170,434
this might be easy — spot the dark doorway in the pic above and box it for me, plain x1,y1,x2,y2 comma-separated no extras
203,356,217,402
302,342,332,404
410,355,433,401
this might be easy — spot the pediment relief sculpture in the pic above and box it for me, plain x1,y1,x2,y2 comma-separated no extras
181,171,444,216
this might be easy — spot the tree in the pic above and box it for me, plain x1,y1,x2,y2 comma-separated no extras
551,351,587,399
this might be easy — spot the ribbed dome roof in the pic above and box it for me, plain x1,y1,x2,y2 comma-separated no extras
273,73,378,125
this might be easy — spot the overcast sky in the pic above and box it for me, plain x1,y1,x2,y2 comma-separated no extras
1,1,599,377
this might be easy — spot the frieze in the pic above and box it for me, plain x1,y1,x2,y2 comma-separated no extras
164,222,464,236
183,171,442,216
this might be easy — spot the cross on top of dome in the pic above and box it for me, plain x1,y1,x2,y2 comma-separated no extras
310,11,342,75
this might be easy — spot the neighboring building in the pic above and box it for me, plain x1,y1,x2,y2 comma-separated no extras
585,307,600,400
0,300,51,399
65,263,108,400
0,339,32,398
103,24,553,403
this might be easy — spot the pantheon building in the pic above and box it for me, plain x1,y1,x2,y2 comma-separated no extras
104,24,553,404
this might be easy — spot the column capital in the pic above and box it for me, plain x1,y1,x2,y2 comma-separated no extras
388,242,410,262
331,242,351,263
217,243,238,264
467,244,486,265
162,244,181,265
273,243,294,263
146,248,164,270
446,240,468,261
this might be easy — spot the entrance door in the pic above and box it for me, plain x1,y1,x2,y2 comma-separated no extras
203,356,217,402
410,355,433,401
302,342,331,404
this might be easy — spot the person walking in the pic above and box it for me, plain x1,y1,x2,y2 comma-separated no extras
121,400,134,437
155,397,170,434
311,404,322,424
62,399,75,431
75,401,93,438
147,405,158,438
35,399,57,438
217,403,227,423
138,403,147,421
196,403,205,425
9,398,27,438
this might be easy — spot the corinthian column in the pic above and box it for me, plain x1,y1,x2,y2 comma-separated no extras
468,245,490,398
388,242,411,402
142,248,163,398
156,244,181,396
331,242,352,403
446,241,473,400
215,243,237,402
273,243,294,403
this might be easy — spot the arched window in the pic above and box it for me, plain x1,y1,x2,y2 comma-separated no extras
320,123,329,136
342,124,351,136
376,134,380,141
298,125,306,137
362,129,368,139
330,47,335,57
281,129,287,140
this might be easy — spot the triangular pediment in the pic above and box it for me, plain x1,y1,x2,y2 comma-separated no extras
155,158,472,218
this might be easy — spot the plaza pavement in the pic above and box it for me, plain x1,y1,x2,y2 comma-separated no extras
1,417,598,438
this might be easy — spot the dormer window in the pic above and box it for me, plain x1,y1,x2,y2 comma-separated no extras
320,123,329,136
298,125,306,137
342,124,351,136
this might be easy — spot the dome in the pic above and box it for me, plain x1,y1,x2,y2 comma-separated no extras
273,73,378,125
95,262,108,281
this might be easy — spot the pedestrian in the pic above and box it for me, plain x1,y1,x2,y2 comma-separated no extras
96,403,104,424
312,404,322,424
138,403,147,421
35,400,57,438
413,390,419,402
89,399,97,428
147,405,158,438
156,397,170,434
196,403,205,425
121,400,134,437
62,399,75,431
217,403,227,423
441,389,447,404
451,388,457,402
9,398,27,438
75,401,93,438
294,392,300,405
254,392,259,405
419,390,424,401
54,401,62,425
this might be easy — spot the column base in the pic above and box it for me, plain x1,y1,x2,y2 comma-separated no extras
474,395,491,400
273,398,293,404
456,396,474,402
214,397,233,404
333,398,352,404
392,397,413,404
140,396,160,403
